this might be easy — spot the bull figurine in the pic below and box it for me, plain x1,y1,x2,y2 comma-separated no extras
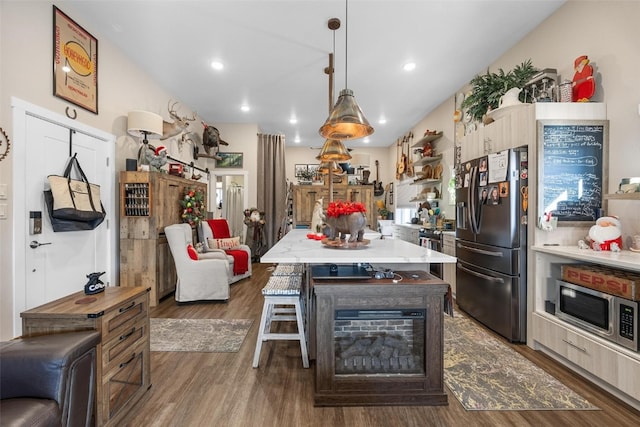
323,212,366,243
84,271,106,295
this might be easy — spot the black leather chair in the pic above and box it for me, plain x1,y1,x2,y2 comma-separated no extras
0,330,101,427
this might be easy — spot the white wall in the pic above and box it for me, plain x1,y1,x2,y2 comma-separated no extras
0,1,262,339
400,1,640,232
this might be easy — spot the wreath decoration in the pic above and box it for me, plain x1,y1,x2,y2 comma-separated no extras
180,187,206,225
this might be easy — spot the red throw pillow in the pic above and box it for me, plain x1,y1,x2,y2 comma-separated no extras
187,244,199,260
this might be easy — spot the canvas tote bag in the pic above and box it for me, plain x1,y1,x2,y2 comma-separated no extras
46,153,106,225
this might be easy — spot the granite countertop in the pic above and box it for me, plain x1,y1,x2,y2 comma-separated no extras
261,229,457,264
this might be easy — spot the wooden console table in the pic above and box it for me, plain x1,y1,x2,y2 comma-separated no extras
21,287,151,427
313,271,449,406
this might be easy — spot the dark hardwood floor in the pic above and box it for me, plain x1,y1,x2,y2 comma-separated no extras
124,263,640,427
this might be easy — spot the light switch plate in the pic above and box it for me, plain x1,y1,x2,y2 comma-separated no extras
0,184,7,200
0,204,7,219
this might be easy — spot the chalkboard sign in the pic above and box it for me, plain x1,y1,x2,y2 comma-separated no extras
538,120,608,222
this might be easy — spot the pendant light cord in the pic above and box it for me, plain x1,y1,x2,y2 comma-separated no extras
344,0,348,89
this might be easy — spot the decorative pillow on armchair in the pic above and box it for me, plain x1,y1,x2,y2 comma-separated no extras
187,244,199,260
208,236,240,250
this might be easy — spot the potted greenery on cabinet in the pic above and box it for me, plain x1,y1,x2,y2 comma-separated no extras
462,59,538,123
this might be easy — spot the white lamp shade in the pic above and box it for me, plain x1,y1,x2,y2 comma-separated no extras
127,110,163,138
350,153,370,168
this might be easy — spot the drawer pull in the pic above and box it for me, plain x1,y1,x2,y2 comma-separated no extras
119,301,136,313
119,353,136,368
120,327,136,341
562,338,587,353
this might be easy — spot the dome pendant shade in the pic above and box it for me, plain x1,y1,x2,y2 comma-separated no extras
319,89,374,140
318,161,345,175
316,138,352,162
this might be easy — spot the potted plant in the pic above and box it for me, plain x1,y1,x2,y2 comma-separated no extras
378,207,389,220
297,169,315,184
461,59,538,123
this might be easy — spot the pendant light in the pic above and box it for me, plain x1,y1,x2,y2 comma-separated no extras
317,161,344,175
319,0,374,140
317,19,351,164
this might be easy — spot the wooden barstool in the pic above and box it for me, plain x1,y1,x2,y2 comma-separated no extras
253,274,309,368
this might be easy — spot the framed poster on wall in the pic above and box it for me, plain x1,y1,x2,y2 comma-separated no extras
215,152,244,168
53,6,98,114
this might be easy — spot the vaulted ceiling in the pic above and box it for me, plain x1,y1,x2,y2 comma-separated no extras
60,0,565,147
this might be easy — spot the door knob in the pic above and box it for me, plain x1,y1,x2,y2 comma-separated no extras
29,240,52,249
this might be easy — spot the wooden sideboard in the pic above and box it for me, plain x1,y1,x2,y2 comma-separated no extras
292,183,376,230
119,171,207,305
21,287,151,427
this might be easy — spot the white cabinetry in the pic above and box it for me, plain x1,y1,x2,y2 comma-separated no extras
460,104,534,163
442,232,456,295
531,246,640,410
393,224,420,245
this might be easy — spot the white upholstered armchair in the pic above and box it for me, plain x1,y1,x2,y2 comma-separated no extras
198,219,252,283
165,223,236,302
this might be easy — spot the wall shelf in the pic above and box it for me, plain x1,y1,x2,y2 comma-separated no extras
412,132,443,148
604,193,640,200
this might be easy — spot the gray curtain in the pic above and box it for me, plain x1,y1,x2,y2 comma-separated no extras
225,183,244,240
257,133,287,251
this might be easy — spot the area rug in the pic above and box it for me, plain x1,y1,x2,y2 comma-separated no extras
444,312,598,411
150,318,253,352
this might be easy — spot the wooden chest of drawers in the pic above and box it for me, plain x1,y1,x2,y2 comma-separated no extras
21,287,151,427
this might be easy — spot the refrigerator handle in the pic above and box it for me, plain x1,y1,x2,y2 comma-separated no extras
456,242,503,257
468,166,480,234
457,263,505,283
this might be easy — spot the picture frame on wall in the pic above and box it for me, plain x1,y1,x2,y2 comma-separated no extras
215,152,244,168
294,164,308,177
53,6,98,114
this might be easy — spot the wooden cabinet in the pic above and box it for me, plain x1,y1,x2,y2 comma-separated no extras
292,184,376,229
21,287,151,427
119,171,206,305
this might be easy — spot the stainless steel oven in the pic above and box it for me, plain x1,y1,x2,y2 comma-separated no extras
419,229,442,279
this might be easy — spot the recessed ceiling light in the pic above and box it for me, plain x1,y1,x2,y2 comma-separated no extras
294,136,301,143
403,62,416,72
378,118,387,125
289,117,298,124
211,61,224,71
363,137,370,144
241,105,250,112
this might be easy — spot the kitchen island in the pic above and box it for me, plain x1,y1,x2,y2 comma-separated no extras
260,229,456,406
261,228,456,265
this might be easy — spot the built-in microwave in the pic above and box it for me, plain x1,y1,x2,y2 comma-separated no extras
556,280,639,352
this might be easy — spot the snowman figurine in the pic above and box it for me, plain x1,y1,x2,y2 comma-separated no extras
587,216,622,252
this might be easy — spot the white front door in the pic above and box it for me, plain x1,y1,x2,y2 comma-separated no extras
12,99,115,336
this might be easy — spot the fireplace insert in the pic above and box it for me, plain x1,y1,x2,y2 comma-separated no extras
334,308,425,375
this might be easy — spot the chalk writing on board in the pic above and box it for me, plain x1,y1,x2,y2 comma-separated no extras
540,123,606,222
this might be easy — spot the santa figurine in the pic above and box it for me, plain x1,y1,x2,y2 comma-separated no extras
587,216,622,251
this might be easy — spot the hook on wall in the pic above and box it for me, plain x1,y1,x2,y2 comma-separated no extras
65,107,77,120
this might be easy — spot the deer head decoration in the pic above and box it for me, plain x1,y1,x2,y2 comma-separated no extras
160,100,196,140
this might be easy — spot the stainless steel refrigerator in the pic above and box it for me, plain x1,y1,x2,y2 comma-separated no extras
455,146,528,342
